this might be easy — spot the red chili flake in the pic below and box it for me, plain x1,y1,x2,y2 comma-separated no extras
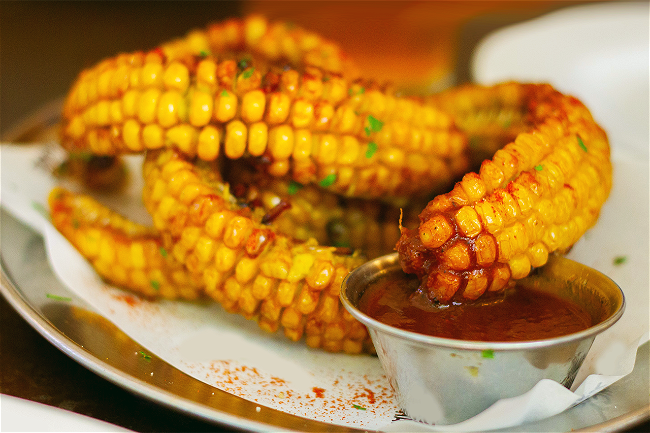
312,387,325,398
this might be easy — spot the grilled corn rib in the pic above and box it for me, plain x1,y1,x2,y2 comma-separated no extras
59,18,468,200
141,148,372,353
48,187,203,299
397,83,612,303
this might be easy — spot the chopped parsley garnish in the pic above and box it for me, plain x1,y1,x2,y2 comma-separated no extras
318,174,337,188
138,350,152,361
46,294,72,302
577,135,588,152
287,180,304,195
613,256,627,265
364,115,384,136
159,247,168,257
482,349,495,359
365,142,378,158
348,86,365,96
150,280,161,291
534,164,544,171
199,50,210,58
352,404,366,410
241,68,254,79
237,57,251,70
221,90,229,97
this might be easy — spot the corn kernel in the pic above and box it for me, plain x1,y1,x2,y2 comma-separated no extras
247,122,268,156
463,272,488,300
215,245,237,272
197,125,221,161
419,214,453,249
137,88,161,124
189,90,214,127
266,92,291,125
268,125,294,160
142,124,164,149
441,241,471,271
241,90,266,123
122,119,143,151
214,90,238,122
222,120,247,158
276,281,298,306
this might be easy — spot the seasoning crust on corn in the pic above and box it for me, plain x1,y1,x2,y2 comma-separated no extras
49,15,612,352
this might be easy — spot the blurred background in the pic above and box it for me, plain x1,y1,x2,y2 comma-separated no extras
1,1,647,432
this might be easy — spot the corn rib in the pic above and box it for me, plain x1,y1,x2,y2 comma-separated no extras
397,83,612,303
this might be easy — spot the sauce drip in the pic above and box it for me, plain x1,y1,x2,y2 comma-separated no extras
358,274,593,342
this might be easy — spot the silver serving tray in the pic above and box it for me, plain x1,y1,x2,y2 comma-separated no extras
1,103,648,432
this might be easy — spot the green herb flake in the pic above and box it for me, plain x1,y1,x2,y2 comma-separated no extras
199,50,210,58
287,180,304,195
364,115,383,136
613,256,627,266
318,174,337,188
365,142,378,158
242,68,254,79
138,350,152,361
352,404,366,410
46,294,72,302
348,86,365,96
534,164,544,171
465,366,479,377
237,57,251,70
150,280,161,291
221,90,229,97
159,247,168,257
482,349,495,359
577,135,588,152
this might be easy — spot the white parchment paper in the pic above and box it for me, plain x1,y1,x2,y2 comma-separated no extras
1,142,647,431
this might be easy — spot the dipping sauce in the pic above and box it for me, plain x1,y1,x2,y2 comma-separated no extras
358,274,594,341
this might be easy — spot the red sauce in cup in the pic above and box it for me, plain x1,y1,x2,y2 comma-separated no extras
358,274,593,341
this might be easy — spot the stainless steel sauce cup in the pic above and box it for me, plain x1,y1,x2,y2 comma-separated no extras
340,253,625,425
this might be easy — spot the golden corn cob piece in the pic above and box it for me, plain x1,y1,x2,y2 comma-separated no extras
48,187,203,299
141,148,372,353
59,19,468,200
397,83,612,303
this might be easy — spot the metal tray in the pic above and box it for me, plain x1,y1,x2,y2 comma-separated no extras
1,102,648,432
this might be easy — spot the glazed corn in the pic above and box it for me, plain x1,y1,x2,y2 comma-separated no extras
140,149,373,353
397,83,612,303
60,17,468,200
49,187,203,299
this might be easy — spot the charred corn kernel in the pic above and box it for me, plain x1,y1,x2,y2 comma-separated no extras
163,62,190,92
241,90,266,123
247,122,268,156
197,125,221,160
474,201,504,235
441,241,471,270
224,120,247,159
268,125,294,160
419,214,453,248
122,119,143,151
214,90,238,122
428,272,461,303
189,90,214,127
